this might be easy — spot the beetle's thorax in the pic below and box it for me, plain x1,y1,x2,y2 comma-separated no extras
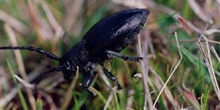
60,41,89,69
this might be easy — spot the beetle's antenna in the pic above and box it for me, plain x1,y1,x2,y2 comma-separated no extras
33,65,65,85
0,46,60,61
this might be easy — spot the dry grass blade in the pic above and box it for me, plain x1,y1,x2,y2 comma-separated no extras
0,66,44,108
28,0,54,41
198,35,220,101
137,33,153,110
88,86,107,103
207,39,220,45
13,74,35,89
126,90,135,109
182,90,201,109
149,66,180,109
63,0,84,32
205,29,220,35
39,0,64,41
61,67,79,110
37,90,56,109
111,0,146,8
0,88,17,107
152,32,182,109
0,10,29,34
44,77,64,91
37,0,64,53
209,45,220,62
4,23,36,109
104,91,113,110
187,0,213,23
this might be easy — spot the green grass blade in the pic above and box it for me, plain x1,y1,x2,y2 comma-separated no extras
6,60,28,110
35,98,43,110
181,47,209,81
113,90,120,110
201,85,210,110
72,93,79,110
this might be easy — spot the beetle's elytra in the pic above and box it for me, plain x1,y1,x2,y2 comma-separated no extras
0,8,150,92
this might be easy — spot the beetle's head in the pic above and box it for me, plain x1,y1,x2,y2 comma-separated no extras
60,60,77,82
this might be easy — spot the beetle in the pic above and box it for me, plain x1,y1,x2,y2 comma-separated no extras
0,8,150,92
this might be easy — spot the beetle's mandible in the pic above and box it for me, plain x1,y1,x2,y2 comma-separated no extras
0,8,150,92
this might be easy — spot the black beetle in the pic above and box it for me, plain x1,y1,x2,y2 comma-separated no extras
0,8,150,91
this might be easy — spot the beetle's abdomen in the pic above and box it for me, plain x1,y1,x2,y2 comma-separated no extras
83,8,150,56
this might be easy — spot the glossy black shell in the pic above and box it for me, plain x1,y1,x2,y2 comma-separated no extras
83,8,150,56
60,8,150,82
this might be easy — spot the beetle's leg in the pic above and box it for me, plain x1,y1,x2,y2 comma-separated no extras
101,65,122,89
106,50,142,62
83,62,96,95
84,70,96,95
84,69,94,88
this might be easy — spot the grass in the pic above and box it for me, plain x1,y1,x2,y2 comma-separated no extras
6,60,28,110
0,0,220,109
